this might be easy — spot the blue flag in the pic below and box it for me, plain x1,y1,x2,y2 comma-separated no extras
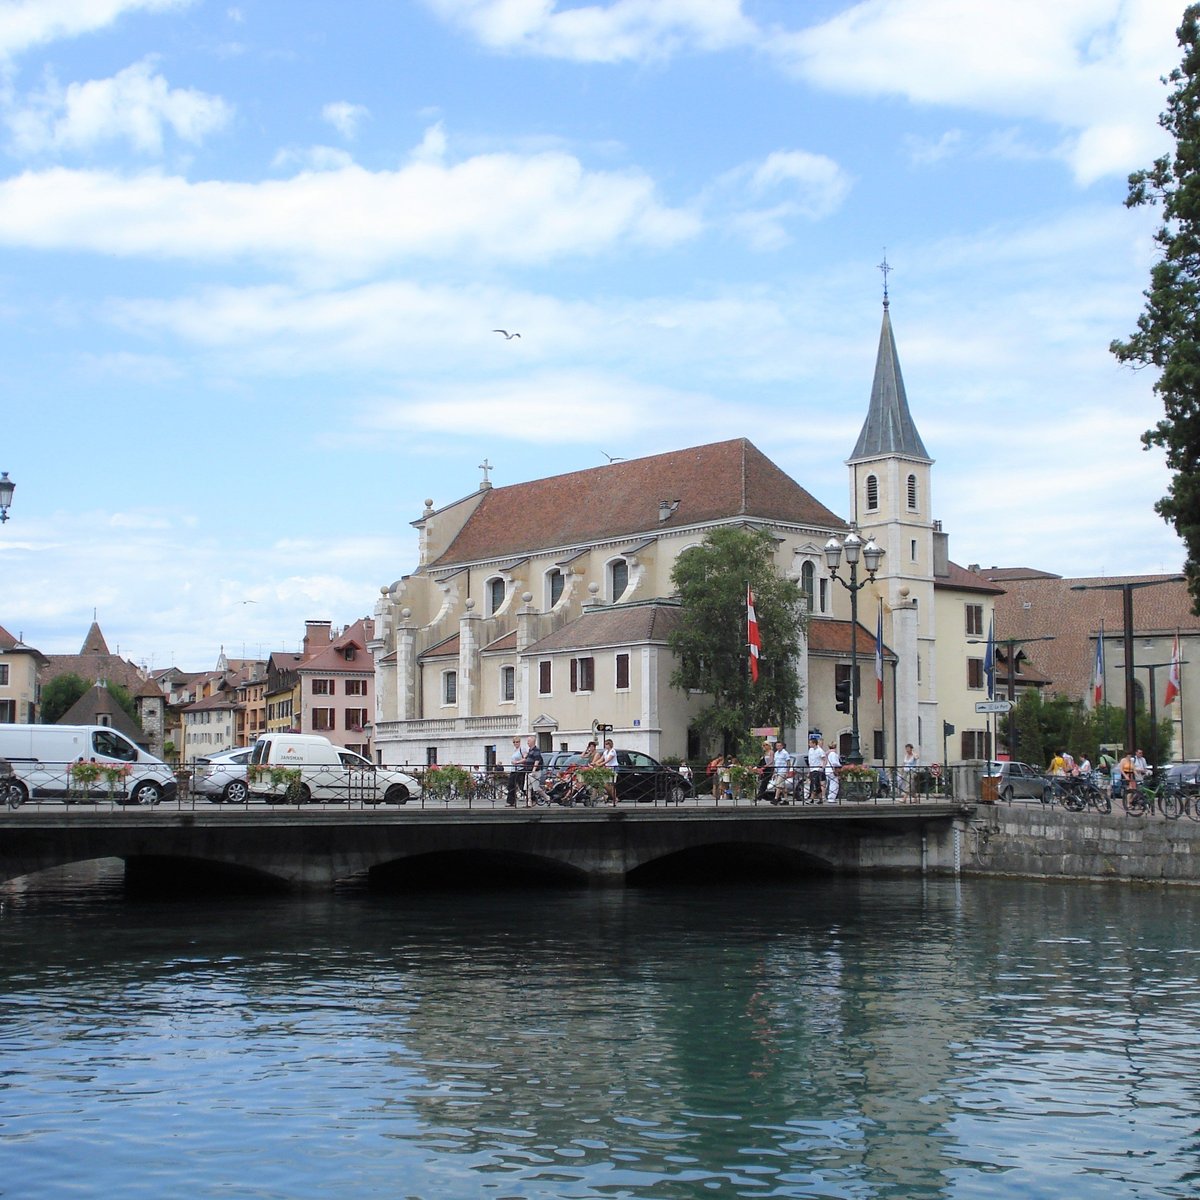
984,615,995,699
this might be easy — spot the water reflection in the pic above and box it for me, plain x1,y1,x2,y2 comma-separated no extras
3,869,1200,1197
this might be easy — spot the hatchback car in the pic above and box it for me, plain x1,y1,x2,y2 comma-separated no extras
194,747,254,803
612,750,691,804
984,760,1050,803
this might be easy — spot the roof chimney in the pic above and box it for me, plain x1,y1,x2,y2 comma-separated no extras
302,620,333,658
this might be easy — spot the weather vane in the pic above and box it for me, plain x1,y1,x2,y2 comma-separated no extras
878,250,892,307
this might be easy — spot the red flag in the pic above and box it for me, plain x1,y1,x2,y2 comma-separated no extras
747,585,761,683
1165,633,1182,706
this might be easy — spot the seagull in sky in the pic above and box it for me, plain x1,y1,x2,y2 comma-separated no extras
493,329,520,340
602,452,626,463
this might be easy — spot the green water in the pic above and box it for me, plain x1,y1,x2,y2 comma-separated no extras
2,868,1198,1198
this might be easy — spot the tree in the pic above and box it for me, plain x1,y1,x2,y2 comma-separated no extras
668,527,806,752
39,673,141,725
39,673,89,724
1112,5,1200,609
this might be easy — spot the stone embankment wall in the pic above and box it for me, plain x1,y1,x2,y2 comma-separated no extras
963,802,1200,885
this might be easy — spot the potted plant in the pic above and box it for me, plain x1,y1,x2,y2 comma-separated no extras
839,765,879,801
422,763,472,803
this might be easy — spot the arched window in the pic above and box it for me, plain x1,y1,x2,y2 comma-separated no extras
609,558,629,602
907,474,918,510
801,560,815,611
486,576,506,616
866,474,879,511
546,569,565,608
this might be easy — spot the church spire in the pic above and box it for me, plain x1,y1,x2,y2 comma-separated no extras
848,266,930,463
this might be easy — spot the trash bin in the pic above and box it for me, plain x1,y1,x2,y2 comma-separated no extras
980,775,999,804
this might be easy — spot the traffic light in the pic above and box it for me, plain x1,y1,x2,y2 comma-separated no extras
835,678,851,713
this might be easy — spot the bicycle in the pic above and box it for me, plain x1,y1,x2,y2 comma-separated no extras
1123,777,1177,818
1056,775,1112,815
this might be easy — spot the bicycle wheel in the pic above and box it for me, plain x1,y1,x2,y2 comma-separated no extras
1126,791,1149,817
1162,789,1184,820
1090,790,1112,816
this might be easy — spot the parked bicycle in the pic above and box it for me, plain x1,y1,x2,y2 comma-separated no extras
1123,777,1178,818
1047,775,1111,815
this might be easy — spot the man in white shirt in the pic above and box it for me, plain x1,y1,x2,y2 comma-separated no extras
771,741,792,804
825,745,842,802
806,736,826,802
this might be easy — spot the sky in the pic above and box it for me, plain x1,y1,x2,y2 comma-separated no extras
0,0,1191,670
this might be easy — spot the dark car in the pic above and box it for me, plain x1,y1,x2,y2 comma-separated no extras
1164,761,1200,790
612,750,691,804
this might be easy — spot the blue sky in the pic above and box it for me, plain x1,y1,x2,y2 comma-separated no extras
0,0,1188,669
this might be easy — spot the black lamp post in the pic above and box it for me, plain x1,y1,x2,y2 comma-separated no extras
1115,659,1186,778
1071,578,1185,757
0,472,13,523
824,529,884,765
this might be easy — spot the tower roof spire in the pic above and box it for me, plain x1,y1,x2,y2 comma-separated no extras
848,269,931,463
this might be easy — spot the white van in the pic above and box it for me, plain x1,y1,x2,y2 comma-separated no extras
0,724,176,806
249,733,420,804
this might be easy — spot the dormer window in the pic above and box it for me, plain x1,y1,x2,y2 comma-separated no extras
609,558,629,602
486,576,506,616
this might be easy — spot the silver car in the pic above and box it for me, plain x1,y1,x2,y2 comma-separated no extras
985,760,1050,803
194,747,254,803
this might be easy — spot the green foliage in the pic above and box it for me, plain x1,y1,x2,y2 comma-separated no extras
668,527,805,754
1001,693,1172,767
422,763,473,801
40,674,88,724
39,673,141,726
1111,5,1200,609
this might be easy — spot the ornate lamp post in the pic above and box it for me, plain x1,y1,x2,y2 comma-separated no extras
0,472,14,523
824,530,884,765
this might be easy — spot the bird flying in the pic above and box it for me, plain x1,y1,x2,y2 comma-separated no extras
602,452,626,463
493,329,520,340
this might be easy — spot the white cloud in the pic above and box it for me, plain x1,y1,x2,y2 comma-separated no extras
0,0,193,60
773,0,1181,183
321,100,368,140
422,0,756,62
0,144,701,278
6,58,232,156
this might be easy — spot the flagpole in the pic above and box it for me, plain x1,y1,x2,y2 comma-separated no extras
1179,625,1186,760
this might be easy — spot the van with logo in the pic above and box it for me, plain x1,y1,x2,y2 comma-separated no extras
0,723,176,806
248,733,420,804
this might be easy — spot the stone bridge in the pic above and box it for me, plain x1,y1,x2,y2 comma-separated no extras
0,802,972,891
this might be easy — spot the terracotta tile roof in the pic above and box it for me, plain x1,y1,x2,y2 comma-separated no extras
936,560,1005,594
430,439,845,567
483,630,518,652
524,602,682,654
41,652,145,693
980,569,1200,700
808,618,895,660
421,634,461,660
0,624,48,664
185,692,240,712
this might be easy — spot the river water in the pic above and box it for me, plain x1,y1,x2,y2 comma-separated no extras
2,866,1200,1199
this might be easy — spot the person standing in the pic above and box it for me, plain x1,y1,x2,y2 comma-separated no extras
825,743,842,803
1134,748,1149,782
902,743,919,801
771,741,792,804
601,738,619,805
506,736,525,807
806,736,826,802
522,735,544,807
756,740,775,802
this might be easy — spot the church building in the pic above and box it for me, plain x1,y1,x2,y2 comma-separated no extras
369,301,997,771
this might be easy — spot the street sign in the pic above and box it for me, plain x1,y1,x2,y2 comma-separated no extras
975,700,1013,714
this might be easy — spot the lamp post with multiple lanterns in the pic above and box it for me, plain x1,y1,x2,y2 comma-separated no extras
824,529,885,765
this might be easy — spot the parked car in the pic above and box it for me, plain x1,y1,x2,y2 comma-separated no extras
612,749,691,804
1164,761,1200,790
984,761,1050,803
194,747,255,804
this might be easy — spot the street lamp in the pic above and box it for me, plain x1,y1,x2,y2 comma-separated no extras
0,472,13,522
1071,577,1185,757
824,529,884,765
